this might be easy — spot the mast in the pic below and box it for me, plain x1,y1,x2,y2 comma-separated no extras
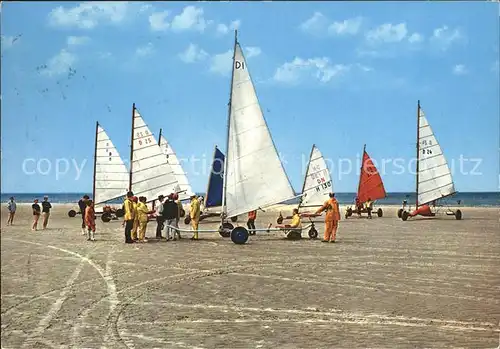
129,103,135,192
356,144,366,201
416,100,420,208
158,128,162,145
92,121,99,202
299,144,316,210
221,29,238,224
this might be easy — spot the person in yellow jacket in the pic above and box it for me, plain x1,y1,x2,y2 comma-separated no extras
122,191,136,243
131,196,139,240
136,196,151,243
276,208,302,238
189,194,201,240
314,192,341,243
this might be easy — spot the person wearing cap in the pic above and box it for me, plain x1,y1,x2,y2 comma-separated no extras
6,197,16,226
41,196,52,230
314,192,341,243
122,191,136,243
155,195,165,239
189,194,201,240
131,196,139,241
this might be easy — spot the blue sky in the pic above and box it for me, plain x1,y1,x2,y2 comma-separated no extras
1,1,499,194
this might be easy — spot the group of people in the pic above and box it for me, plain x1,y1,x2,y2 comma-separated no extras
6,196,52,230
354,196,374,218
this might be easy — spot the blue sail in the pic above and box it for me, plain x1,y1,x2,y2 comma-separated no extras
205,146,225,208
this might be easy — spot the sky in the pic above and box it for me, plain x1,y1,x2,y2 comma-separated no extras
1,1,499,194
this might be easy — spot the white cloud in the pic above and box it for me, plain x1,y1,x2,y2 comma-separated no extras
272,57,351,85
328,17,363,36
408,33,424,44
171,6,210,33
299,12,328,34
67,36,90,46
209,49,233,76
179,43,208,63
0,34,21,50
216,20,241,35
39,49,77,77
245,46,261,58
430,25,464,50
149,10,170,32
135,42,154,57
366,23,408,43
48,2,130,29
452,64,467,75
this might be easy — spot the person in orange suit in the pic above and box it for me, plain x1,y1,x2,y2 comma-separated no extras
314,192,341,243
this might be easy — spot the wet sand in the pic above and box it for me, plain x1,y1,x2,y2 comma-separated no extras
1,204,499,348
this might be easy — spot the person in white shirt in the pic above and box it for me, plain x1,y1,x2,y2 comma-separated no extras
155,195,165,239
7,197,16,225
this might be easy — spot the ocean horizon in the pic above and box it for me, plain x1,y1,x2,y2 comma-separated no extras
1,192,498,207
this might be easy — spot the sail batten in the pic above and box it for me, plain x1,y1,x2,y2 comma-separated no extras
131,108,180,201
224,40,295,218
299,145,333,208
357,147,386,203
159,134,193,201
416,107,455,205
94,125,129,207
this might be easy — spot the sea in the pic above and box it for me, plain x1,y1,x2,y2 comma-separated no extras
1,192,498,207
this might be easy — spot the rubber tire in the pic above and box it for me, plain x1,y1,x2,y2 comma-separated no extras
397,208,403,218
455,209,462,220
219,222,234,238
180,209,185,218
286,230,302,240
230,216,238,223
231,226,249,244
402,211,409,221
68,209,76,218
308,227,318,239
346,208,352,218
101,213,112,223
184,216,191,225
115,208,124,218
377,208,383,217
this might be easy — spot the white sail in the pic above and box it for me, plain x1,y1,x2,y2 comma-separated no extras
131,108,180,202
224,41,296,218
94,125,129,209
159,134,194,200
417,108,456,205
299,145,332,208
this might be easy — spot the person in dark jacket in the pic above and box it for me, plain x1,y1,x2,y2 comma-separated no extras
78,195,90,235
41,196,52,229
162,194,179,240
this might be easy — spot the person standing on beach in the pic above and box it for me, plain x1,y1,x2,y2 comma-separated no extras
78,195,90,235
32,199,41,231
365,198,373,219
247,210,257,235
314,192,341,243
122,191,135,243
173,193,183,239
85,200,96,241
155,195,165,239
41,196,52,229
189,194,201,240
136,196,151,243
131,196,139,241
6,197,16,225
163,194,179,240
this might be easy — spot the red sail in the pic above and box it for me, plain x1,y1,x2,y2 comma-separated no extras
357,150,386,203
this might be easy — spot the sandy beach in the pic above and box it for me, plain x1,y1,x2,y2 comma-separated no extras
1,203,499,348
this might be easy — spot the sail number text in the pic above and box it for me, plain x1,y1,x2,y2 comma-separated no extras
420,139,433,155
136,130,153,146
235,61,245,70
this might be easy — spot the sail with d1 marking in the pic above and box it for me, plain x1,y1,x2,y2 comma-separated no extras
400,100,462,221
158,129,194,201
129,104,180,202
222,31,297,226
298,144,333,209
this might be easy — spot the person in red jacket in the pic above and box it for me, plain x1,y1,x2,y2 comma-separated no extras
247,210,257,235
85,200,96,241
